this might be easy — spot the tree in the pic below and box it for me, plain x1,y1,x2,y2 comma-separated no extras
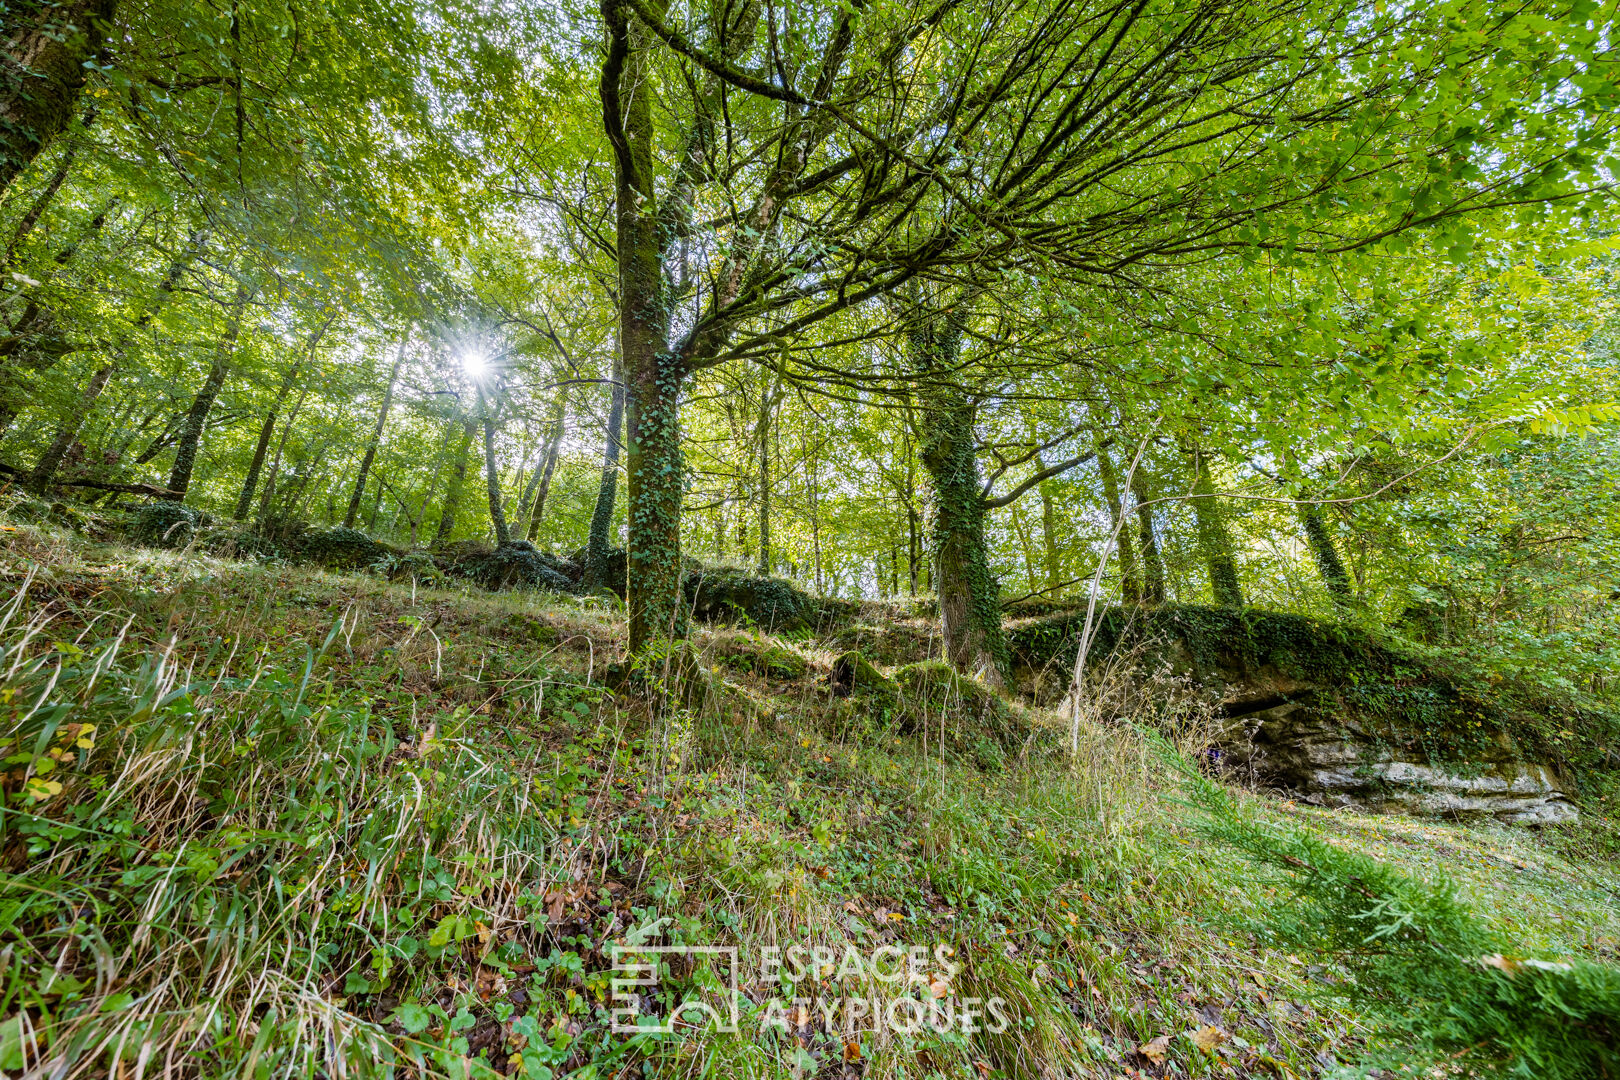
0,0,115,192
345,341,407,529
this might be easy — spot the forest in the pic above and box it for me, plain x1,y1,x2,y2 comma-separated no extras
2,0,1620,1076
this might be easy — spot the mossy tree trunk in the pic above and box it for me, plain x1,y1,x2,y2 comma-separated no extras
1,0,115,193
1036,453,1062,591
482,407,511,545
1187,445,1244,607
434,418,476,547
523,394,567,542
1095,441,1141,603
1130,468,1167,604
604,0,684,651
755,368,782,576
1,104,92,269
1301,504,1353,604
583,351,624,588
168,283,249,499
911,313,1011,687
236,316,328,521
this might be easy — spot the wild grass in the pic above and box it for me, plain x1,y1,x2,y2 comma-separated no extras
1,523,1614,1078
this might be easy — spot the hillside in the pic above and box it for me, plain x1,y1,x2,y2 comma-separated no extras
4,521,1617,1078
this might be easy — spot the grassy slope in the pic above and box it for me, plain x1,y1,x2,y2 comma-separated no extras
2,523,1616,1079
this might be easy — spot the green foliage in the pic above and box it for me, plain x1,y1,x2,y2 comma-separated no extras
1184,759,1620,1077
295,526,393,570
683,566,850,633
452,541,577,593
1012,603,1620,782
128,501,207,548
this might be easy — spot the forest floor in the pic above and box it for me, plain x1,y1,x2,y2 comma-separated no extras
3,520,1618,1079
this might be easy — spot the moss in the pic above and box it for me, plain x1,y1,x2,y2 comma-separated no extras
891,659,1049,770
830,650,894,698
683,566,852,632
716,637,808,681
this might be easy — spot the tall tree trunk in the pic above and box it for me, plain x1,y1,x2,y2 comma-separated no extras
434,418,476,547
1011,501,1039,593
1034,452,1062,590
257,365,317,529
755,369,781,576
235,316,328,521
1301,504,1353,604
2,105,92,270
1095,442,1141,604
1,0,115,193
1130,469,1166,605
583,352,625,589
343,339,405,528
236,409,277,520
28,361,111,491
167,283,249,499
911,313,1010,687
525,397,568,542
482,408,510,545
28,226,205,491
604,0,682,650
1187,445,1244,607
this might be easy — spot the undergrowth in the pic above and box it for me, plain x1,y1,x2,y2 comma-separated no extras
1,524,1616,1078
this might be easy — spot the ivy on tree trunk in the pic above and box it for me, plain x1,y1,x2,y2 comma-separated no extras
434,418,477,547
1302,504,1354,604
910,311,1011,687
1186,444,1244,608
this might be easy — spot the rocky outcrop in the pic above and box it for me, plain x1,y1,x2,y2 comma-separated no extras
1216,694,1577,826
1010,605,1583,825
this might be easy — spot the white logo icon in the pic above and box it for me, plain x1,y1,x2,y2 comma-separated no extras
610,945,740,1034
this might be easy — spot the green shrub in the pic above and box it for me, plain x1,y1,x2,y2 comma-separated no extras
452,541,576,592
295,526,391,570
129,500,207,547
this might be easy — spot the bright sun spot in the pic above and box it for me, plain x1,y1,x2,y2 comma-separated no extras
461,350,488,378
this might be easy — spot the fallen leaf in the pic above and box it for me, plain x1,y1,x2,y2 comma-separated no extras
928,977,950,999
1138,1034,1171,1063
1187,1025,1228,1052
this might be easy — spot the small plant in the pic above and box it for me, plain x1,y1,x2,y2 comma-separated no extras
373,548,443,584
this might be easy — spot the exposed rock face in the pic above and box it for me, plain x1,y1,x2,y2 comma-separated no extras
1217,695,1578,826
1009,605,1580,825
